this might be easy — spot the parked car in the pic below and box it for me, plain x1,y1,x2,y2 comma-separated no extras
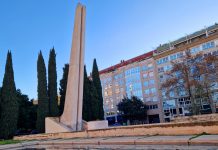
30,129,39,134
200,104,212,114
15,129,30,136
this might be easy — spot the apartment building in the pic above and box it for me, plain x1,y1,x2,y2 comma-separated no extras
100,51,163,124
99,23,218,124
154,23,218,122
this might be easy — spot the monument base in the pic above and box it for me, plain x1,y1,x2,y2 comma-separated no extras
45,117,108,133
45,117,73,133
83,120,108,130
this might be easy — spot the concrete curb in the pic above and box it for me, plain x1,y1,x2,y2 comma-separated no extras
46,140,218,146
1,135,218,149
39,135,218,146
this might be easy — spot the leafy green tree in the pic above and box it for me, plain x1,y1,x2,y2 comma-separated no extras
48,48,59,117
17,89,37,130
59,64,69,115
92,59,104,120
36,51,49,133
117,96,147,123
0,51,18,139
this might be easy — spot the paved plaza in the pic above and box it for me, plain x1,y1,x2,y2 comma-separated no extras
1,135,218,150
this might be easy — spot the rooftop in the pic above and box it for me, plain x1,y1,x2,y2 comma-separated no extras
155,23,218,53
99,51,153,75
99,23,218,75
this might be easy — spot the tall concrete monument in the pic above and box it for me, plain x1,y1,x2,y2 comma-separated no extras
46,3,108,134
60,3,85,131
45,3,85,133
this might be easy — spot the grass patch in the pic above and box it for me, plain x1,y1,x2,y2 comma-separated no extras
0,140,20,145
189,132,210,140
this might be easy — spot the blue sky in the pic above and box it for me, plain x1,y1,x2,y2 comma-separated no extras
0,0,218,99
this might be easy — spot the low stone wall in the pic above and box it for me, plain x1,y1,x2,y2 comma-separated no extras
172,114,218,123
14,121,218,141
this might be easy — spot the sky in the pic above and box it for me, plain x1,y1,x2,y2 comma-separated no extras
0,0,218,99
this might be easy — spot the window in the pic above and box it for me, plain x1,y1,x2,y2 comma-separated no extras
125,67,140,76
151,88,156,94
179,88,186,96
190,46,201,54
145,89,149,95
177,52,183,58
114,73,123,80
153,96,158,102
158,67,164,73
170,54,177,60
142,66,148,71
162,90,166,98
134,90,143,98
179,108,183,114
202,41,215,50
148,63,153,69
143,73,148,78
150,96,158,102
153,104,158,109
169,90,174,97
159,75,164,81
212,92,218,102
142,63,153,71
149,79,155,85
147,104,158,110
144,81,149,87
163,100,176,109
164,65,172,71
149,72,154,77
157,57,169,65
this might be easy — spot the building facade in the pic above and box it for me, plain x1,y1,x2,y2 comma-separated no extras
100,23,218,124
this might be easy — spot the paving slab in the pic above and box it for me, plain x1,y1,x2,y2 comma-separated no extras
99,136,141,145
135,135,193,145
190,135,218,146
20,141,39,146
70,137,106,145
0,143,23,150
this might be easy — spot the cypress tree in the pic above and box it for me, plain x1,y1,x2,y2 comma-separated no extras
89,80,99,120
59,64,69,115
92,59,104,120
36,51,49,133
48,48,59,117
82,66,92,121
0,51,18,139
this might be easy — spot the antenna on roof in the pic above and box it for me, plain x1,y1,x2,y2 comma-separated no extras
185,34,189,44
169,41,173,50
204,26,208,37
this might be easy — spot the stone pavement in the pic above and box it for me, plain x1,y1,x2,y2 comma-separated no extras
1,135,218,149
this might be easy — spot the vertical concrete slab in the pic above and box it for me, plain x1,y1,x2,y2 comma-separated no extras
60,3,86,131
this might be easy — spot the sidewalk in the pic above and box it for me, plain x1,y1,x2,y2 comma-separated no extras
1,135,218,149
